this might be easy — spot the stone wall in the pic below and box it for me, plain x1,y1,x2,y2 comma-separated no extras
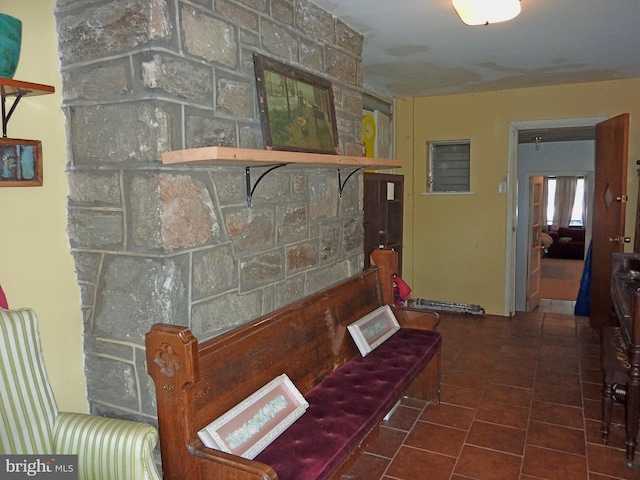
55,0,364,426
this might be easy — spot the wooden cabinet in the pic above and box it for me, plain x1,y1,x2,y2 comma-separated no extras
363,172,404,273
610,252,640,466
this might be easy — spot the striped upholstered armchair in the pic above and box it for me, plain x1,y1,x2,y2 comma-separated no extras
0,308,161,480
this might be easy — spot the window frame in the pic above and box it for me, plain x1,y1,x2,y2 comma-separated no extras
427,139,471,194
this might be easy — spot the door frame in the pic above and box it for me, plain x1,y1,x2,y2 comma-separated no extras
526,175,544,312
521,172,593,311
505,117,606,316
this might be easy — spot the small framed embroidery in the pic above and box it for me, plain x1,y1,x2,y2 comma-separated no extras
348,305,400,356
197,374,308,459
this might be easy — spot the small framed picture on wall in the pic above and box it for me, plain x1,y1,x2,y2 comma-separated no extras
0,138,43,187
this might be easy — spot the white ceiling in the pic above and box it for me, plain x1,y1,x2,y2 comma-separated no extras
311,0,640,98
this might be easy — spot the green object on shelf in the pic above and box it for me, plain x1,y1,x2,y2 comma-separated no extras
0,14,21,78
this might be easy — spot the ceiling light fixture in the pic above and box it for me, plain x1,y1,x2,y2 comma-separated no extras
533,136,542,150
452,0,521,26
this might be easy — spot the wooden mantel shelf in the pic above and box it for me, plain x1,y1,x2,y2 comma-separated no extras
161,146,403,169
162,146,401,206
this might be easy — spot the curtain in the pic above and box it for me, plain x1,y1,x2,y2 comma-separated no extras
552,176,578,230
581,181,587,225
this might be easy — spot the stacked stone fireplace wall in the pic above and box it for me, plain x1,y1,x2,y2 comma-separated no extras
55,0,365,425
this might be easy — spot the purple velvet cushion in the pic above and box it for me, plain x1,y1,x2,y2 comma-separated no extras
255,328,441,480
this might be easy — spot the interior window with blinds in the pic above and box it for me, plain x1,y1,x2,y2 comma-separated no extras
428,140,470,193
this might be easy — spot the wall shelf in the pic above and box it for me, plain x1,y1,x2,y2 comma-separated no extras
0,78,55,137
162,146,402,206
161,146,403,169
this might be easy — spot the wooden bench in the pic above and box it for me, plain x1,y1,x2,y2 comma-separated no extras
145,250,441,480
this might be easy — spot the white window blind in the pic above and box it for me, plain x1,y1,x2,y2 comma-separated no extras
428,140,470,193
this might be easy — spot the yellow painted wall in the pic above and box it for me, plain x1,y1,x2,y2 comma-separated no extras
0,1,87,412
398,79,640,315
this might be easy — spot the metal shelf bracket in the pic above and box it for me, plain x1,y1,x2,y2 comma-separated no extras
338,168,363,198
244,165,363,206
1,92,25,137
245,164,289,207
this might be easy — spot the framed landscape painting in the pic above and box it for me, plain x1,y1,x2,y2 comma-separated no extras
253,53,339,155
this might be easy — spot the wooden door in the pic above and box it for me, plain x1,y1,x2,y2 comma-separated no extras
526,176,544,311
590,113,630,329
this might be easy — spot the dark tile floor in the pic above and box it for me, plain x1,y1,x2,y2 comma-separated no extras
340,299,640,479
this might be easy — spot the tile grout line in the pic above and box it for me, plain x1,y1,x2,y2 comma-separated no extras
518,310,544,479
446,316,485,479
377,400,429,480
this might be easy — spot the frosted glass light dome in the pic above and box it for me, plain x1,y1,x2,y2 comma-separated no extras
452,0,521,25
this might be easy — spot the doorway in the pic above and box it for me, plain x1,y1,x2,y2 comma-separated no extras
539,175,587,305
528,174,589,312
507,118,604,315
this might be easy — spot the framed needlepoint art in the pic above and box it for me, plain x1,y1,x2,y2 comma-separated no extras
197,374,308,459
253,53,339,155
348,305,400,356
